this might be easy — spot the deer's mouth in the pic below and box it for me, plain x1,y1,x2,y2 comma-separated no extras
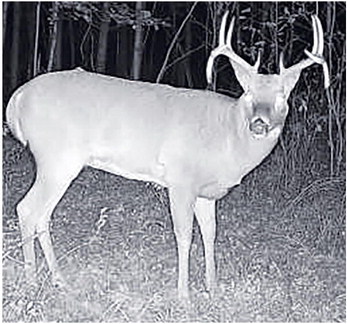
249,118,269,138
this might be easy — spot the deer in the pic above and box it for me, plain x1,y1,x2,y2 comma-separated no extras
6,12,329,299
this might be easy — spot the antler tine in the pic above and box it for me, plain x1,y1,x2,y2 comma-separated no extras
304,15,324,60
206,12,230,85
305,15,330,88
312,15,324,55
226,16,235,48
225,15,259,71
219,11,229,46
254,51,261,71
311,15,318,54
281,15,330,88
206,49,216,85
206,12,259,86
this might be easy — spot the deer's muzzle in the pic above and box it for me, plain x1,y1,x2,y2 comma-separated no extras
249,117,269,136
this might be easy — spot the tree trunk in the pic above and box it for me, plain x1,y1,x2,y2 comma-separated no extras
33,2,41,77
132,1,144,80
10,2,20,90
118,28,129,78
56,11,63,70
69,20,75,67
96,2,110,73
47,3,58,72
3,2,9,46
183,17,193,87
26,3,37,79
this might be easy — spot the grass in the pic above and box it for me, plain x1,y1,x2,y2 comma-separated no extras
2,133,345,322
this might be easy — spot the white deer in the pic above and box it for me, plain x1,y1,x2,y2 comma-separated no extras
6,12,328,299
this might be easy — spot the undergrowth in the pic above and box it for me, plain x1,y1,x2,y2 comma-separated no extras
2,123,345,322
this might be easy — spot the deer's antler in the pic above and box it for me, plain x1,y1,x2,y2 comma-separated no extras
280,15,330,89
206,12,260,86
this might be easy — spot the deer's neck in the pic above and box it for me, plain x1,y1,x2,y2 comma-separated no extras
223,98,282,182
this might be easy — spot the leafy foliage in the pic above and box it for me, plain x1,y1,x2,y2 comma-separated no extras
54,2,171,29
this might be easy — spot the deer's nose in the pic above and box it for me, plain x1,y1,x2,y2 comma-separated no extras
249,117,269,136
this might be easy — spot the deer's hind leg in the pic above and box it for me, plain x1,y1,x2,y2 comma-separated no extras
17,151,84,285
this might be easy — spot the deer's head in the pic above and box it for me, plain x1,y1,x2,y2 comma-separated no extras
206,13,329,140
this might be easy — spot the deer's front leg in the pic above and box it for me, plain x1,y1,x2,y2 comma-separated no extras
168,186,195,300
194,197,216,295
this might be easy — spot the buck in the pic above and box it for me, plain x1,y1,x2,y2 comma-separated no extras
7,13,328,299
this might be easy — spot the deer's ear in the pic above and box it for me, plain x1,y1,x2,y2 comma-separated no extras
231,61,253,92
281,69,302,98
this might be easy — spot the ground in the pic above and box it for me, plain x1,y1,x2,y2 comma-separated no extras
2,134,346,322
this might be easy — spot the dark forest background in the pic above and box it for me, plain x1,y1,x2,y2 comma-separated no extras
3,3,345,95
2,2,346,179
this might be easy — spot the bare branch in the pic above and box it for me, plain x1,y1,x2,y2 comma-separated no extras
156,2,198,83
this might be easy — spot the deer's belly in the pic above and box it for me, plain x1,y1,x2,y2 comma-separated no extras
87,154,167,187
